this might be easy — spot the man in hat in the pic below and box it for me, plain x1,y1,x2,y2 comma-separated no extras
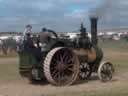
39,27,51,43
23,24,33,40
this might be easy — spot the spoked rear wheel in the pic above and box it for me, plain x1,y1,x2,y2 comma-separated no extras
98,61,114,82
44,47,79,86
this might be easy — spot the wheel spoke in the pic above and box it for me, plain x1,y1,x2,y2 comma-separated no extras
67,63,74,67
66,58,73,64
64,54,72,63
52,70,58,76
53,71,59,78
107,65,112,71
67,68,74,72
62,51,68,60
52,59,58,66
102,65,106,70
56,52,61,61
63,56,69,63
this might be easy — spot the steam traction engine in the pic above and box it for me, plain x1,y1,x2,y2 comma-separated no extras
18,17,114,86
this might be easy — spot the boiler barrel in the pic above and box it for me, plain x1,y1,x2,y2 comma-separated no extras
73,46,103,64
90,46,103,64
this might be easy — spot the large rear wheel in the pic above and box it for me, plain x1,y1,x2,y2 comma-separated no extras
44,47,79,86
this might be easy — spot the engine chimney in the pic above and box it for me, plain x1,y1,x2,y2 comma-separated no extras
90,17,98,45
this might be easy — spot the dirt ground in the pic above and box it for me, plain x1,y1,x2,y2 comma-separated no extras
0,57,18,64
0,58,128,96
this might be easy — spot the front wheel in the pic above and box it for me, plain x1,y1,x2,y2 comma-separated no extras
98,61,114,82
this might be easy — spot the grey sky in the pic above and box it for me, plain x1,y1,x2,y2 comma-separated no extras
0,0,128,32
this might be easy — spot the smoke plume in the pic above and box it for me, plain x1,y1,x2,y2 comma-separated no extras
89,0,115,18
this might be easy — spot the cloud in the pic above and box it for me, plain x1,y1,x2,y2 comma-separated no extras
98,0,128,30
0,0,93,32
0,0,128,32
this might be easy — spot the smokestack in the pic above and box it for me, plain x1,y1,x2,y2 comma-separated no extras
90,17,98,45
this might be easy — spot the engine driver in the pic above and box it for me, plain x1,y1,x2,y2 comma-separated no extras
39,27,51,44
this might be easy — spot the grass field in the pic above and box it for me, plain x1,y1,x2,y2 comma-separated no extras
0,52,18,58
0,40,128,96
0,59,21,80
99,40,128,71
